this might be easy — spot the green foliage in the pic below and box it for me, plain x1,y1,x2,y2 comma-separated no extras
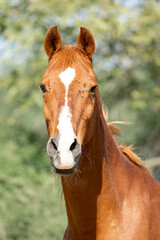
0,0,160,238
0,143,67,240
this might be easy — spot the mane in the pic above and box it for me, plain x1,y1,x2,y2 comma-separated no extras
102,108,149,172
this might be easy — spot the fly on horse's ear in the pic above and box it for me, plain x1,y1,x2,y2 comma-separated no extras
77,27,95,59
44,26,62,60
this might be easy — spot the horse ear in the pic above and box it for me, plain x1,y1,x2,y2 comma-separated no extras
44,26,62,59
77,27,95,59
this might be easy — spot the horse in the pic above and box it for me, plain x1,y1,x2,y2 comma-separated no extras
40,26,160,240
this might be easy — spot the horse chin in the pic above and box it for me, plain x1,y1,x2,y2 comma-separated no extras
50,154,81,175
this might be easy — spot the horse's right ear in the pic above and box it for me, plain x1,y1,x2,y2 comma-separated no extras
44,26,62,59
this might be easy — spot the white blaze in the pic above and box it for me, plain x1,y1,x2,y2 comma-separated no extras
57,67,76,167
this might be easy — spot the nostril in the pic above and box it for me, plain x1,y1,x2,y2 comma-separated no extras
70,139,77,151
51,139,58,151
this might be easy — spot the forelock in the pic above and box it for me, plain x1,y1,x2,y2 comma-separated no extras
49,45,92,72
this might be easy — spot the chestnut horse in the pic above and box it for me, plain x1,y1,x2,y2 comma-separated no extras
41,26,160,240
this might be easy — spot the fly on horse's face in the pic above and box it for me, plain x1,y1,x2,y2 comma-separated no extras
41,26,97,175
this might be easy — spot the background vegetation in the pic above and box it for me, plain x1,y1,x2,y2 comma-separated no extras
0,0,160,239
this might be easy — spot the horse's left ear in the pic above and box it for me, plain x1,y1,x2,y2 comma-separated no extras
77,27,95,59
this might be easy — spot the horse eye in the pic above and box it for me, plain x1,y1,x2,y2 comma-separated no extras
89,85,97,93
40,84,46,93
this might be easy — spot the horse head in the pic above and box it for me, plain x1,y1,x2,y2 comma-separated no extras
41,26,98,175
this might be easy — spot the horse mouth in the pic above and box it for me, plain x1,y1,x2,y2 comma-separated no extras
50,154,81,175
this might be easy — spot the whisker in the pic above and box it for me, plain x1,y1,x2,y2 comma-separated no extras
81,147,93,168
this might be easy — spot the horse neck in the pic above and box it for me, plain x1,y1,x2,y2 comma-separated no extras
61,97,124,239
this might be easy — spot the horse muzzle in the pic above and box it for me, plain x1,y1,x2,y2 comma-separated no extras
50,153,81,175
47,135,81,175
